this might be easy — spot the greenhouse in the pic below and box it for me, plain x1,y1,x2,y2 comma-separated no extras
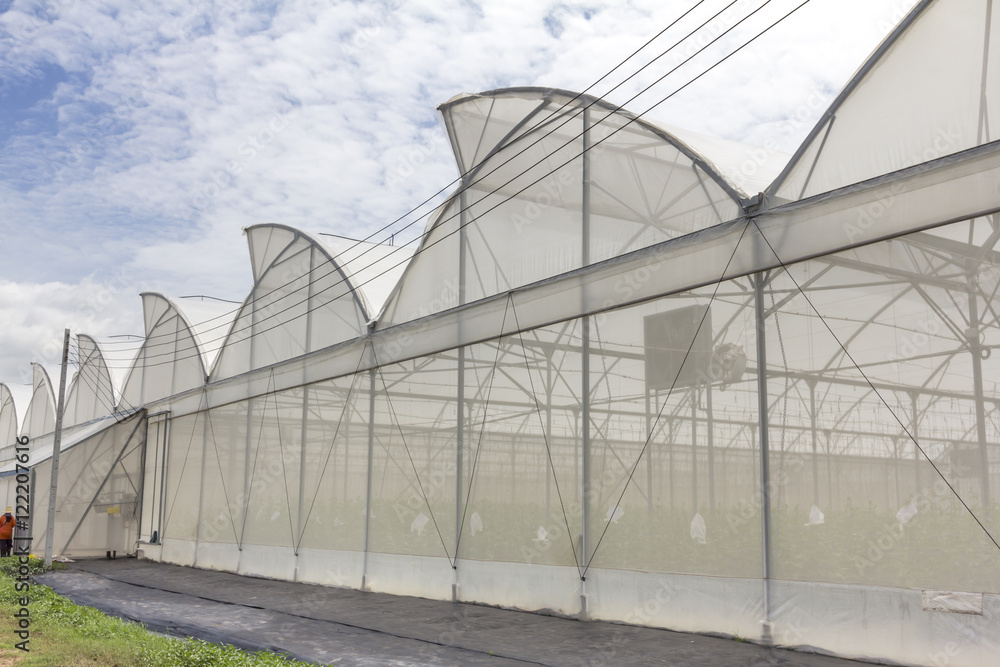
1,0,998,664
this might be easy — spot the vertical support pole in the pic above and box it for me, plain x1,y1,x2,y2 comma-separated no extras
668,414,675,508
44,328,70,567
706,383,715,510
295,385,309,572
825,429,833,508
240,287,259,556
157,419,169,542
579,106,591,618
967,276,990,506
645,389,653,517
195,401,210,566
545,361,553,527
809,381,819,506
362,365,376,591
296,246,317,570
754,274,773,644
892,438,904,507
454,184,468,600
691,388,698,511
911,392,921,491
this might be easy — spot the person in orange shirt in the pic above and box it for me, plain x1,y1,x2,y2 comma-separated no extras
0,507,16,557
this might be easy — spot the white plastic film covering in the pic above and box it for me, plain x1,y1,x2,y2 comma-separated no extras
240,385,304,550
319,236,416,318
21,364,55,448
197,400,249,547
457,329,583,568
368,353,458,561
758,216,1000,595
160,411,204,545
139,219,1000,667
120,293,206,410
0,384,17,449
211,225,369,381
380,89,740,326
584,291,762,579
28,415,145,558
772,0,999,202
294,372,369,553
64,334,115,426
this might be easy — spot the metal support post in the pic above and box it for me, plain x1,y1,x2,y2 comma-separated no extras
580,106,591,618
967,276,991,506
44,329,71,567
362,365,376,591
809,381,819,506
706,383,715,509
455,185,468,601
754,274,773,644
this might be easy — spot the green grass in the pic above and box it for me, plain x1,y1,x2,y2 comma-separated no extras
0,557,317,666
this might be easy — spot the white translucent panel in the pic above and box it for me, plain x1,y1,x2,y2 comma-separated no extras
441,92,544,174
319,236,415,318
198,401,249,545
21,364,55,446
379,198,463,324
241,388,302,549
248,225,290,283
250,244,311,372
585,290,761,578
305,246,368,357
760,217,1000,594
296,374,369,552
380,90,740,327
586,113,740,258
64,334,115,426
41,416,145,557
175,297,240,375
367,354,457,560
0,384,17,449
120,293,206,409
667,124,790,197
458,329,583,568
211,226,368,381
160,412,204,543
774,0,998,201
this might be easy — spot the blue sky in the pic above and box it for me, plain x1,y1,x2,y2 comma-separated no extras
0,0,917,414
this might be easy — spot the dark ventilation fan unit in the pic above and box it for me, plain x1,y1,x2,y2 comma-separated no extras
643,305,713,391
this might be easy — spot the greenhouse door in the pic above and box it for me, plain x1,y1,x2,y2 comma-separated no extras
139,412,169,544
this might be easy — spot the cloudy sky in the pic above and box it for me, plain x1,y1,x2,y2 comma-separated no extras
0,0,917,416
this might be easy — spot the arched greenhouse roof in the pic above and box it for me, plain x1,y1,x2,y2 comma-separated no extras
210,224,388,381
64,334,115,427
119,292,207,410
21,363,56,440
379,87,758,326
0,384,17,448
767,0,998,204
